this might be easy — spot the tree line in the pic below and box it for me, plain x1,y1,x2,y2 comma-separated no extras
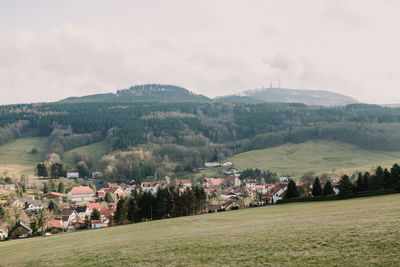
113,185,207,225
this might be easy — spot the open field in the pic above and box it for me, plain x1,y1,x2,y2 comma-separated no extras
0,194,399,266
63,142,107,171
229,140,400,177
0,137,48,176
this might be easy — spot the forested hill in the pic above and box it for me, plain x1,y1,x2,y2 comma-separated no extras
61,84,209,102
216,87,358,106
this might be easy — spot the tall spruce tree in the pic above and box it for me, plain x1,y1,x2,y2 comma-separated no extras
355,173,364,192
312,177,322,197
37,163,48,177
390,163,400,189
91,208,101,220
284,179,300,199
322,180,335,196
57,181,65,193
339,175,354,195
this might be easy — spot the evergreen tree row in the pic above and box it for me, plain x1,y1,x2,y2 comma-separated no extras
113,185,207,225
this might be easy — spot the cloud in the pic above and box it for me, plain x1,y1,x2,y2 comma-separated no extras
0,1,400,104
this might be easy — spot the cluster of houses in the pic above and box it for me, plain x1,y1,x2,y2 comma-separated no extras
0,169,341,240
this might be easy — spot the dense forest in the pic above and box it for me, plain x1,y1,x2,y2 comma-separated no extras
2,85,400,182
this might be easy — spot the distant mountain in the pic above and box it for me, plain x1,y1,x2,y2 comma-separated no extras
116,84,209,101
61,84,209,102
215,87,358,106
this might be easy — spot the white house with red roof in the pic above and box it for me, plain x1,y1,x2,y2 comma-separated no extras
141,182,160,194
67,186,95,202
67,169,79,179
245,179,257,190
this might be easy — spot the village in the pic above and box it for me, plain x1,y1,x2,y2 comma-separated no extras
0,161,341,240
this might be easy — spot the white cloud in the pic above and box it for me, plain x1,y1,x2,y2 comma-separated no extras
0,0,400,104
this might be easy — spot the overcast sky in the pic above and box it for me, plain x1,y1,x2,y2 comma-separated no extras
0,0,400,104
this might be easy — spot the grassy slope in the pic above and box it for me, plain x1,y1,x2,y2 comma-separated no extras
63,142,107,171
0,194,399,266
0,137,48,176
229,140,400,177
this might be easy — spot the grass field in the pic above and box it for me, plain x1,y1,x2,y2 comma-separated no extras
229,140,400,177
63,142,107,170
0,137,48,176
0,194,399,266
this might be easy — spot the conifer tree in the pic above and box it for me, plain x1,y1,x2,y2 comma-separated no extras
284,179,299,199
312,177,322,197
105,192,114,203
57,181,65,193
355,173,364,192
322,180,335,196
91,208,100,220
339,175,354,195
43,182,50,194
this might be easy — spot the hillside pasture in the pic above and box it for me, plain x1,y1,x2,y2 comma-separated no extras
229,140,400,177
0,137,48,176
63,142,107,171
0,194,399,266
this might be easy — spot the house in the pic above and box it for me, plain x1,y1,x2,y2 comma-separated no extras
220,190,238,200
221,162,233,167
124,185,137,196
332,182,340,195
98,183,126,200
279,176,291,182
68,186,95,202
205,162,221,168
92,172,103,179
91,219,102,229
67,169,79,179
245,179,257,190
46,220,64,234
271,187,286,204
24,200,43,212
41,192,63,204
9,221,32,239
221,199,240,210
55,209,78,229
255,184,267,194
74,206,90,220
141,182,160,194
172,179,192,188
0,228,8,239
87,202,101,213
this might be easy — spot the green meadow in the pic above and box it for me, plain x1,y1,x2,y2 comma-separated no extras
0,194,399,266
230,140,400,177
0,137,48,176
63,141,107,170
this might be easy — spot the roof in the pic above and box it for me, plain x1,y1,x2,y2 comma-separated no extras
25,200,43,206
42,192,63,198
255,185,265,190
70,186,94,195
91,220,101,224
10,221,31,232
46,220,63,229
67,169,79,172
86,202,101,211
246,179,257,184
141,182,159,187
74,206,89,213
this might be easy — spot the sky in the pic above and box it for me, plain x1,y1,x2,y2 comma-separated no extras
0,0,400,105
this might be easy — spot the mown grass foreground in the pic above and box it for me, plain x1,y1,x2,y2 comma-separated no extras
1,194,399,266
